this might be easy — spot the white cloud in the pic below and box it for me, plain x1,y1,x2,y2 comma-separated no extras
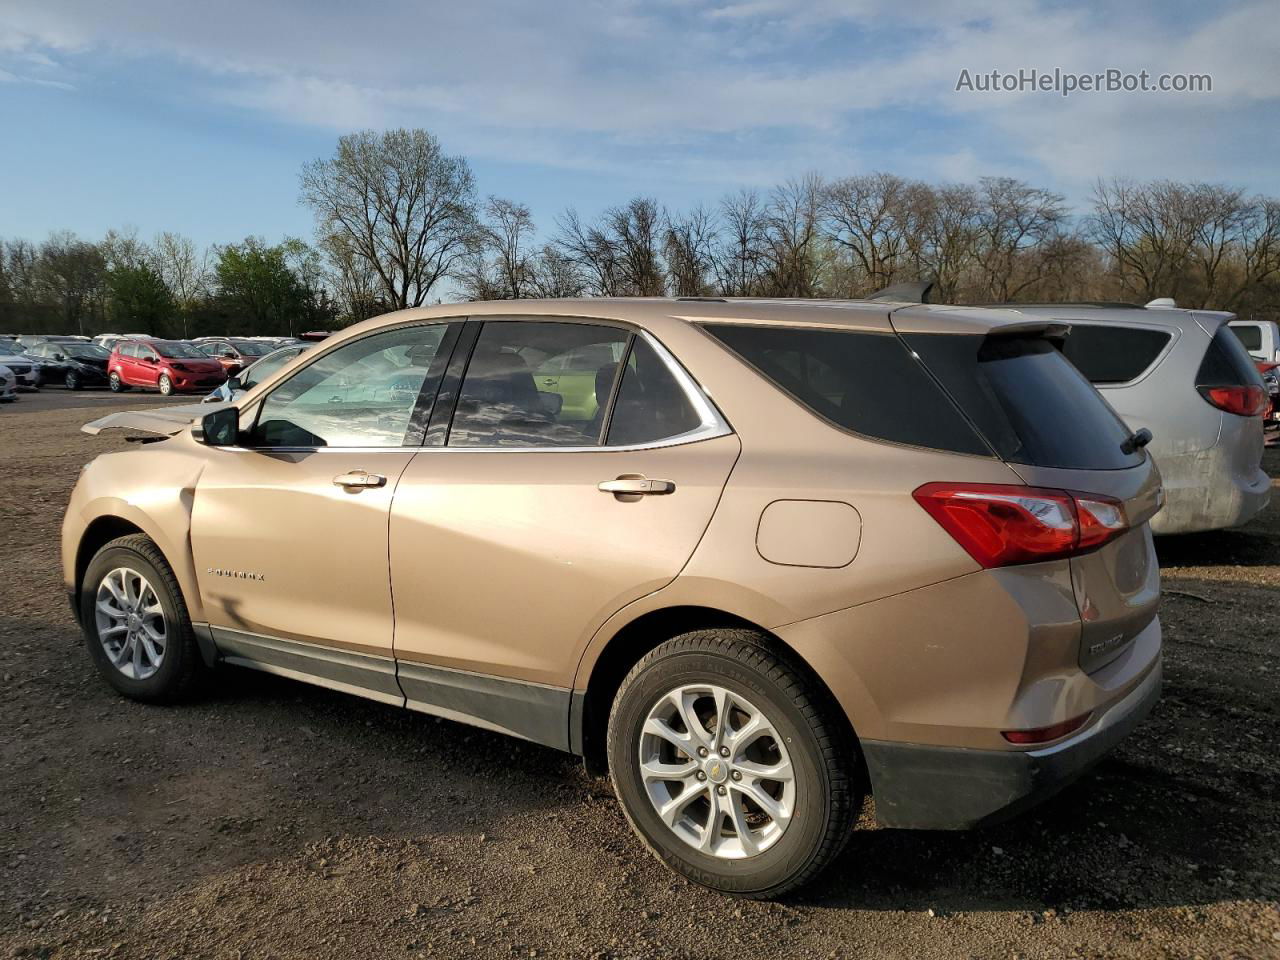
0,0,1276,191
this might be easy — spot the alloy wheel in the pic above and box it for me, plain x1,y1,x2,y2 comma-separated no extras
159,375,173,396
638,683,796,859
94,567,167,680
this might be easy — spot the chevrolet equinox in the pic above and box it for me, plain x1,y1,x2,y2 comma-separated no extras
63,298,1164,897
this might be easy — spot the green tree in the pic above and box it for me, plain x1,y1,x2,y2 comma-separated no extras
214,238,312,336
107,263,174,335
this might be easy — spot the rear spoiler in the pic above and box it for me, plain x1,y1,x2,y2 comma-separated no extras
82,402,228,438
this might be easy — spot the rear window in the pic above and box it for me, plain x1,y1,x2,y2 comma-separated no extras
1198,326,1266,387
1059,324,1171,384
1228,324,1262,352
700,324,991,457
904,333,1142,470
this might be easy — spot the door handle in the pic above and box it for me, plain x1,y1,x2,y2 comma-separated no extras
333,470,387,489
598,476,676,496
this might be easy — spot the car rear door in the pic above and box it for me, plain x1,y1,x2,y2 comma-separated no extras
387,318,740,749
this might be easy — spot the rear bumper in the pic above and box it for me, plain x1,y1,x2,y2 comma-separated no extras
1149,440,1270,535
862,655,1162,830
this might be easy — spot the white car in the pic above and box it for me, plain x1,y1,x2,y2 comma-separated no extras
0,352,39,390
0,365,16,402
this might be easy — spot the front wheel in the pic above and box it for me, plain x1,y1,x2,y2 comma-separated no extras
80,534,206,702
65,370,81,390
158,374,174,396
607,629,860,898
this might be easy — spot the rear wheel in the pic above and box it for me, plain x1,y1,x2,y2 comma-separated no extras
158,374,174,396
80,535,205,702
607,629,859,898
108,371,127,392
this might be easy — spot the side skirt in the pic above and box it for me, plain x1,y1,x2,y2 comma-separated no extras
201,625,573,753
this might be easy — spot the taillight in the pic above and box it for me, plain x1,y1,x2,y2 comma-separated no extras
1197,384,1268,417
913,482,1129,568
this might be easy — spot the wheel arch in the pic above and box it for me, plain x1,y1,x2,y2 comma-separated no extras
574,604,859,778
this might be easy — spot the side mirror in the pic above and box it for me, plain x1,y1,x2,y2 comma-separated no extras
226,376,243,392
193,406,239,446
54,353,66,361
143,355,156,364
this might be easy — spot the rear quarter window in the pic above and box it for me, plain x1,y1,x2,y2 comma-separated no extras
1198,326,1266,387
700,323,992,457
1059,324,1172,384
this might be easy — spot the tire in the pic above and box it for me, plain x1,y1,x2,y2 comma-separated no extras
80,534,206,703
108,371,127,392
158,374,173,396
607,629,860,898
65,370,81,391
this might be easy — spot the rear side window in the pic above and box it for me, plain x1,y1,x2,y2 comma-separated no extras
701,324,992,457
1059,324,1172,384
1229,324,1262,352
606,338,702,446
905,333,1141,470
1198,326,1266,387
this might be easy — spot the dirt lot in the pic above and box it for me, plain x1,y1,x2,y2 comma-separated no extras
1,391,1278,960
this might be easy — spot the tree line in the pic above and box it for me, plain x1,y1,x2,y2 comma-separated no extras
4,128,1279,338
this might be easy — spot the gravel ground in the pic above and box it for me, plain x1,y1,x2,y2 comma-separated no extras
1,391,1278,960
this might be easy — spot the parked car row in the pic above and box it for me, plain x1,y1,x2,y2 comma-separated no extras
0,333,306,395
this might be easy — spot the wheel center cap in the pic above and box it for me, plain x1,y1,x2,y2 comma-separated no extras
704,758,729,784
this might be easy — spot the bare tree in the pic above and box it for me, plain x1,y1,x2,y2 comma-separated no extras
152,232,208,338
714,189,769,296
761,175,825,297
459,196,538,300
823,172,918,293
972,177,1068,301
1088,178,1200,302
300,129,478,309
526,245,586,299
37,232,107,334
321,232,384,324
664,205,718,297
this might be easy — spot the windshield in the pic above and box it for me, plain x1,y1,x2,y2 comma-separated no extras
63,344,110,360
231,339,273,356
151,340,210,359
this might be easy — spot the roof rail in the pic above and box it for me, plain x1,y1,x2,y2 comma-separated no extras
981,301,1142,309
867,280,933,304
675,296,728,302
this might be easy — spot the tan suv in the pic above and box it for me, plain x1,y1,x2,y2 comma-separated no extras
62,298,1164,897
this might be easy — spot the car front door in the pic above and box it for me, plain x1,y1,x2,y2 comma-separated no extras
133,343,161,387
188,320,462,702
388,318,741,749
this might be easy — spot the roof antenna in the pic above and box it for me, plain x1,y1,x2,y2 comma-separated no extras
1145,297,1178,309
867,280,934,304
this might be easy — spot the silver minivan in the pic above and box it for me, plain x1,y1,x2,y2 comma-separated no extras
1005,303,1270,534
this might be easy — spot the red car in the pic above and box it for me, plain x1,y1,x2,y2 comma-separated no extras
108,339,228,396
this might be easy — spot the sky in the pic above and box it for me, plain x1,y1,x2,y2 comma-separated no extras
1,0,1277,251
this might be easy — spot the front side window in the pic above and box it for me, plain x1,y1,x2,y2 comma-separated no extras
448,321,629,447
250,324,453,448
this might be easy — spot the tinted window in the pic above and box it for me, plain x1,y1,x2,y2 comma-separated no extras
702,324,991,457
1229,324,1262,351
1197,326,1266,387
905,333,1141,470
606,338,703,446
448,321,628,447
1059,324,1172,383
252,324,452,448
